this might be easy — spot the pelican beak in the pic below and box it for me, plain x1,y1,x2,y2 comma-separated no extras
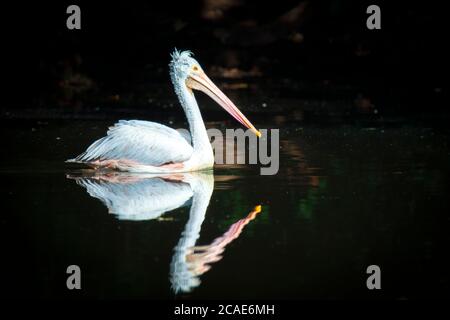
187,71,261,137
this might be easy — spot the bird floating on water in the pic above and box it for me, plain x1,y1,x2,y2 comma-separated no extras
67,50,261,172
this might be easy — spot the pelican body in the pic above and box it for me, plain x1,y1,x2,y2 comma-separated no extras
67,50,260,173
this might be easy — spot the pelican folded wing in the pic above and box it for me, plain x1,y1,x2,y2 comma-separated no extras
73,120,193,166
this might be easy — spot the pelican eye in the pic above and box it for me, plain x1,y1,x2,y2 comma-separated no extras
192,65,199,72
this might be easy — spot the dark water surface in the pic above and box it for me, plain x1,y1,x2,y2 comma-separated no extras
1,118,449,299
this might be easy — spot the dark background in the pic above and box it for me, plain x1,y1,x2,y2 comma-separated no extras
2,0,447,120
0,1,449,302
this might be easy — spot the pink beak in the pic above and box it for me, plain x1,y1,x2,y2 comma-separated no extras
187,72,261,137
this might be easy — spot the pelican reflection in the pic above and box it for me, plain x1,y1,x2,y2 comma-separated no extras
67,171,261,293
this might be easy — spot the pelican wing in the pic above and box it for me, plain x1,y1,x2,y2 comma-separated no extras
72,120,193,166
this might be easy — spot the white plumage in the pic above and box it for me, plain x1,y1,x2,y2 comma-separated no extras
71,120,193,167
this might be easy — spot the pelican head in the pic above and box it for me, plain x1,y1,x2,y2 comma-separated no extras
169,49,261,137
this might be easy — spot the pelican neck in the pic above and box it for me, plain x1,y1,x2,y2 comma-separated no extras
176,79,212,153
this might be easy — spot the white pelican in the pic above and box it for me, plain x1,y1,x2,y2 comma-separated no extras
67,50,261,172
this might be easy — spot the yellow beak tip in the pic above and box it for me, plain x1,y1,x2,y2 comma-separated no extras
254,205,262,213
255,131,262,138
